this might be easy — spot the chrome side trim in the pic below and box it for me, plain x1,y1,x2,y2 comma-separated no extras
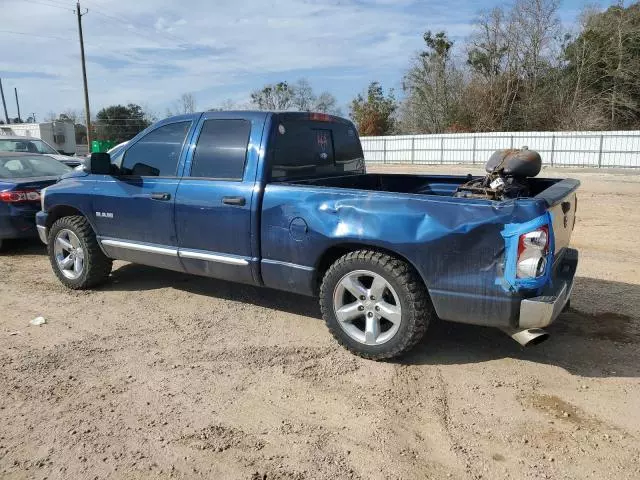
98,238,250,266
100,238,178,256
178,248,249,266
36,225,48,245
262,259,314,272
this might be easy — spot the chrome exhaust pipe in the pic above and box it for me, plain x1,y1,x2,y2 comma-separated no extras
501,327,549,347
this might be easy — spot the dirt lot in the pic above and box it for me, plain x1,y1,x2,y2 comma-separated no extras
1,165,639,480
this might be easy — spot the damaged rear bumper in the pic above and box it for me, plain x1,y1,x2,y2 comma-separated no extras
430,248,578,330
518,247,577,329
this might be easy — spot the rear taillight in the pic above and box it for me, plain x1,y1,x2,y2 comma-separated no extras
0,190,41,203
517,225,549,279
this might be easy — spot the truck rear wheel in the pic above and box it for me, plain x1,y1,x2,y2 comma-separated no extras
320,250,432,360
48,216,112,289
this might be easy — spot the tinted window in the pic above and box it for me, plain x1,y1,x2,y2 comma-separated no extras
121,121,191,176
190,120,251,180
0,155,71,178
270,117,364,181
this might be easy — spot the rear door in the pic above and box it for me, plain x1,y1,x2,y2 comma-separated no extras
92,118,196,271
174,112,265,284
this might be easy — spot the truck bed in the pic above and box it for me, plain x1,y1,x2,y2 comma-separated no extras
287,173,562,200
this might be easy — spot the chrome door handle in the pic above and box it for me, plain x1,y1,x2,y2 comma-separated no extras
222,196,246,206
150,192,171,201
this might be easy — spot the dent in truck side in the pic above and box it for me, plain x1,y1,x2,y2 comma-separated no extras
259,185,560,329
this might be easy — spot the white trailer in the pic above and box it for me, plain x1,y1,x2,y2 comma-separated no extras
0,121,76,155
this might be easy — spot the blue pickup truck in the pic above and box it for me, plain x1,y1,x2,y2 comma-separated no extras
36,111,579,359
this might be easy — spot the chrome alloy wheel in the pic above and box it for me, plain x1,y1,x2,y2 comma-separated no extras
53,229,85,280
332,269,402,345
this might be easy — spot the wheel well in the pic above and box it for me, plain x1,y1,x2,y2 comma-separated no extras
46,205,85,229
314,244,428,294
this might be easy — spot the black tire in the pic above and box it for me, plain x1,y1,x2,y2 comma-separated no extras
320,250,433,360
48,215,112,289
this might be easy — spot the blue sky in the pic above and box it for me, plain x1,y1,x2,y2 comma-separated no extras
0,0,618,121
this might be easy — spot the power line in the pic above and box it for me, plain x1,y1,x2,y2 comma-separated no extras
0,29,72,41
87,8,190,47
12,0,182,48
15,0,205,52
32,0,76,6
88,6,192,46
14,0,74,12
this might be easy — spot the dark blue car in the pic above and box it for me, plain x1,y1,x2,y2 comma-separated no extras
0,152,71,250
36,111,579,359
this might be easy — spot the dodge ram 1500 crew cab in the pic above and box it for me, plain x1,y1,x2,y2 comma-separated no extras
36,111,579,359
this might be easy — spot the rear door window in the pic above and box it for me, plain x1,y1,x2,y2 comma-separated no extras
121,121,191,177
190,119,251,180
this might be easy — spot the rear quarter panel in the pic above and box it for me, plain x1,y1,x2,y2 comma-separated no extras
260,184,548,327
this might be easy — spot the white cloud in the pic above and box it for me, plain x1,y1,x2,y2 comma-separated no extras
0,0,479,120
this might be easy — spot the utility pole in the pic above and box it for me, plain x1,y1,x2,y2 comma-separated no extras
0,78,9,124
75,1,91,148
14,88,21,122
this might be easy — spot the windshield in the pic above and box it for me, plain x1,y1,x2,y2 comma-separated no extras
0,155,71,179
0,138,59,155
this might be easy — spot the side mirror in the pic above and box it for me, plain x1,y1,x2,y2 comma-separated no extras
87,152,112,175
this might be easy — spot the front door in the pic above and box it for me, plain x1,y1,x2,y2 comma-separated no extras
174,113,264,284
92,119,196,271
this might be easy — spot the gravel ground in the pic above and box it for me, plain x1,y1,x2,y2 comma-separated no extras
1,165,639,480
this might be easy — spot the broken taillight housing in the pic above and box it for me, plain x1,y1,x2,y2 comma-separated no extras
516,226,549,278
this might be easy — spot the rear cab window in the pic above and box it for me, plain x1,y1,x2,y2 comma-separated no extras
268,113,364,181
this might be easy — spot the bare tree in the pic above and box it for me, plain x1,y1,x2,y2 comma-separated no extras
250,79,341,114
180,93,196,114
208,98,253,111
460,0,563,130
292,79,315,111
314,91,341,116
44,112,57,122
166,93,197,117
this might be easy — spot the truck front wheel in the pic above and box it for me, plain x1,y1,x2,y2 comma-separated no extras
48,216,112,289
320,250,432,360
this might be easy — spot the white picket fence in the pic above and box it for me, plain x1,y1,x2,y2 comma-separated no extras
360,131,640,168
